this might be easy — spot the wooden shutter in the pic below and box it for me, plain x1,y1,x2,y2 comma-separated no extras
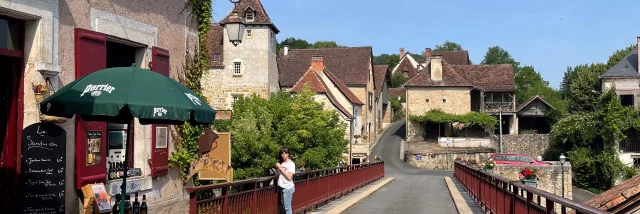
74,28,108,189
150,47,170,177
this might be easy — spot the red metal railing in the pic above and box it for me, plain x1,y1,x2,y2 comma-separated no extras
187,161,385,214
454,161,608,214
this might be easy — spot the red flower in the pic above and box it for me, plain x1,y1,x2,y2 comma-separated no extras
524,169,532,176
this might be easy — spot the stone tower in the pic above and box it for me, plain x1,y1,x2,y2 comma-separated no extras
202,0,279,115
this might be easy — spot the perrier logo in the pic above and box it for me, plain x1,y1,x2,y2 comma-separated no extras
80,84,116,97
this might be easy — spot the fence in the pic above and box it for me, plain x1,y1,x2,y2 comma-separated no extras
620,137,640,153
453,161,608,214
187,161,385,214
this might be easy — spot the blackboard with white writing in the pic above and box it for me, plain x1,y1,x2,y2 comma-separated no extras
20,123,66,214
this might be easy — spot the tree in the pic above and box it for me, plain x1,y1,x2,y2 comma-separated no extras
230,87,349,180
391,72,408,88
373,54,392,66
386,54,401,70
434,40,463,51
481,46,519,67
311,41,345,49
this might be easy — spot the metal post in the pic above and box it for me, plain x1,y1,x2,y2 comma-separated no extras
350,119,354,165
561,163,565,198
499,110,503,153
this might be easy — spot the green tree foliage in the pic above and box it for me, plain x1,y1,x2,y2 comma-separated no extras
480,46,566,112
409,109,497,127
390,98,404,122
434,40,464,51
276,37,346,54
374,54,401,69
311,41,345,49
391,72,408,88
230,87,349,180
549,89,640,191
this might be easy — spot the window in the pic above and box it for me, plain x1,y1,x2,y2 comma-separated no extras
368,92,373,109
517,156,532,163
633,157,640,166
443,98,447,103
233,62,242,75
232,95,239,105
0,16,23,50
402,71,408,77
213,53,221,61
426,98,430,102
246,30,252,38
245,10,254,22
621,95,634,107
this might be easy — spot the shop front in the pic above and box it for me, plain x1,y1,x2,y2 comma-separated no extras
1,1,198,213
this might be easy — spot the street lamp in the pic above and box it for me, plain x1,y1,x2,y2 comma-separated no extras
560,153,567,198
225,0,245,46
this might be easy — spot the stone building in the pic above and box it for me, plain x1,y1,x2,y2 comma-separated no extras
278,46,377,163
404,52,516,141
601,36,640,167
391,47,470,79
289,56,364,163
202,0,279,117
0,0,198,213
374,65,391,130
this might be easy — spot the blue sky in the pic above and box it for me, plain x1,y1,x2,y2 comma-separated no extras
213,0,640,89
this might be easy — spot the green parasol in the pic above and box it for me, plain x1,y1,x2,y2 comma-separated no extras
39,64,215,213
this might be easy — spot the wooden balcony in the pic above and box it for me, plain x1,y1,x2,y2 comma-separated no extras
483,102,515,112
620,137,640,153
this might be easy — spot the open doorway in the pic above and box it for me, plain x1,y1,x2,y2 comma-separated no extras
105,40,143,176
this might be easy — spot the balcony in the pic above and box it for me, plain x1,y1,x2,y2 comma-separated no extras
620,137,640,153
483,102,514,112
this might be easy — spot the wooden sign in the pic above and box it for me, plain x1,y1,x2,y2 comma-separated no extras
199,132,232,181
20,123,66,214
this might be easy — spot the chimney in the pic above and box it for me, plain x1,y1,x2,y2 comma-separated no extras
425,48,432,64
311,56,324,72
430,55,442,81
399,47,405,59
284,45,289,56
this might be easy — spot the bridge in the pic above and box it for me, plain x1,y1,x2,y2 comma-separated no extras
187,120,607,214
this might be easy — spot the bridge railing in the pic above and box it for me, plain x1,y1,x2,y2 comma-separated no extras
454,161,608,214
187,161,385,214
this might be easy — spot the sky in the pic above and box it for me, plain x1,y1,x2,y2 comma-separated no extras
213,0,640,89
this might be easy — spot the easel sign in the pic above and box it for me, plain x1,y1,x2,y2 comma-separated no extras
81,183,112,214
198,132,232,181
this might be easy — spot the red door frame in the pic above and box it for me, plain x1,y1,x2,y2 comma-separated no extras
0,14,25,213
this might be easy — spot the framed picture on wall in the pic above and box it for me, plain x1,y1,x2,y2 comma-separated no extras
156,126,168,149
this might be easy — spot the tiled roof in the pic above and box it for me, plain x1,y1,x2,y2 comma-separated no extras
214,110,232,120
451,64,515,91
394,57,419,79
219,0,279,33
324,68,364,105
580,175,640,212
389,88,406,98
374,65,389,96
404,60,472,87
516,95,556,112
392,54,420,74
278,47,373,87
291,69,326,93
207,24,224,68
434,51,470,65
601,49,639,78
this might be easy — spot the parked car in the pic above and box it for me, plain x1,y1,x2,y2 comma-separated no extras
488,153,549,165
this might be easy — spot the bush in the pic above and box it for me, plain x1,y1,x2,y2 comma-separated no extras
623,166,638,180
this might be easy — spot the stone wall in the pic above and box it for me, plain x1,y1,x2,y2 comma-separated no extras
349,86,372,146
494,162,573,201
494,134,550,158
405,151,494,170
406,87,471,140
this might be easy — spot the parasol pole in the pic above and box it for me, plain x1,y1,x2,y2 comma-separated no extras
120,121,132,214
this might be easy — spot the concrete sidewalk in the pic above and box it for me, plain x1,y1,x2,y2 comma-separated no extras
445,177,485,214
308,177,394,214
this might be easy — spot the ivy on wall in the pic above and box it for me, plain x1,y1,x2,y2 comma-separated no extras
409,109,498,127
169,0,212,181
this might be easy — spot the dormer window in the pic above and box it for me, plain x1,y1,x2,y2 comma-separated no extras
245,8,255,22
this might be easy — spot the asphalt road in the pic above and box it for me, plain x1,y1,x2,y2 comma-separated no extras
342,120,458,214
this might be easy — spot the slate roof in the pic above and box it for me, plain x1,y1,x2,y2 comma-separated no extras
574,175,640,213
451,64,515,91
278,47,373,87
404,60,472,87
374,65,389,96
207,24,224,68
219,0,279,33
516,95,556,112
600,49,639,78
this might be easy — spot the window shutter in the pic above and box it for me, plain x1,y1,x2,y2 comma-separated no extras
150,47,170,177
74,28,108,189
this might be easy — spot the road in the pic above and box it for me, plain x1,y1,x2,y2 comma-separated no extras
342,120,458,214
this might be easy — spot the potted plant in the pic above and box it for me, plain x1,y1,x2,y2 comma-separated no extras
519,167,539,188
455,157,462,162
483,160,496,174
467,159,477,167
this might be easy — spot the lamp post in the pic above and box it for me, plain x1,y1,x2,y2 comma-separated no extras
560,153,567,198
225,0,245,46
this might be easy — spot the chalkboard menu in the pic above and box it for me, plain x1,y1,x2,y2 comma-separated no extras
20,123,66,214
